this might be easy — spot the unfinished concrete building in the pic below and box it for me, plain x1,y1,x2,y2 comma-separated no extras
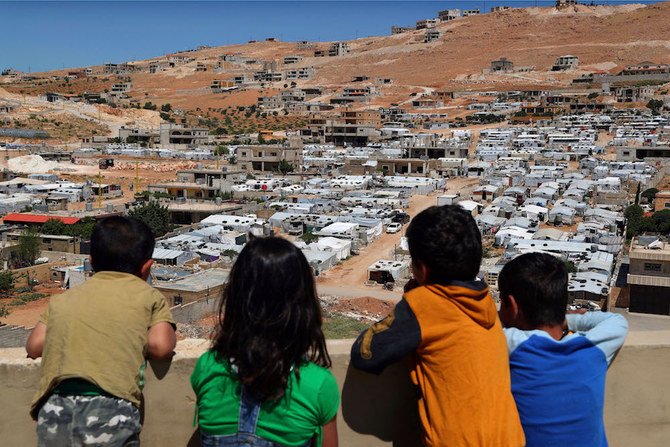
159,124,209,148
416,19,439,29
491,58,514,72
237,145,303,173
438,9,461,21
552,55,579,71
424,30,441,43
328,42,349,57
391,26,415,34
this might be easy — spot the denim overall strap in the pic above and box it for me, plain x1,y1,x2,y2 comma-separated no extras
238,388,263,435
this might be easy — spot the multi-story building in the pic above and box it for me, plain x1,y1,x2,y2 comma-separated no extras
491,58,514,72
424,30,441,43
552,55,580,71
236,145,303,173
328,42,349,57
111,82,132,94
210,79,237,93
627,236,670,315
614,86,655,103
159,123,209,148
301,110,382,146
438,9,461,21
416,19,439,29
391,26,415,34
283,55,303,65
285,67,315,80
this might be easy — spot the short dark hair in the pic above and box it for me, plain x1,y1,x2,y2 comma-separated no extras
90,216,155,275
498,252,568,327
213,236,330,402
406,205,482,282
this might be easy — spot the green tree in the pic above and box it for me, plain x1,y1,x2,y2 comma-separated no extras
41,218,66,235
65,217,97,240
641,188,659,203
214,145,229,156
587,92,599,100
624,204,645,238
16,227,41,267
564,260,578,274
647,99,664,114
228,155,237,165
0,270,15,294
161,103,172,112
300,230,318,245
129,201,172,237
278,159,295,175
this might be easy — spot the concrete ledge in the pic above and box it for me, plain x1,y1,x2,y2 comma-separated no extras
1,335,670,446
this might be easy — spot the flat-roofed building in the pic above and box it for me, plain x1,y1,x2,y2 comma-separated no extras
627,237,670,315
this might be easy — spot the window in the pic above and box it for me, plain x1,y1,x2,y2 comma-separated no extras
644,263,662,272
623,151,630,156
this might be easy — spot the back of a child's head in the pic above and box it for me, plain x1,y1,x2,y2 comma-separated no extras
213,236,330,401
498,252,568,327
90,216,155,276
406,205,482,283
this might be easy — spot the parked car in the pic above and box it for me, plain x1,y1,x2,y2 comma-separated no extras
386,223,402,234
392,212,410,224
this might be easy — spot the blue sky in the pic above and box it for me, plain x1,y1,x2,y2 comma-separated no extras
0,1,661,72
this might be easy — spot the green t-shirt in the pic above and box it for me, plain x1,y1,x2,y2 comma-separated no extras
191,350,340,447
30,271,175,419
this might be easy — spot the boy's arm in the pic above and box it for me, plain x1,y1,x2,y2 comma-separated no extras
146,321,177,359
566,312,629,364
26,307,50,359
350,299,421,375
26,322,47,359
146,293,177,360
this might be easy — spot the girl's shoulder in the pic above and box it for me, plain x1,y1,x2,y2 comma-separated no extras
195,349,234,373
295,362,336,385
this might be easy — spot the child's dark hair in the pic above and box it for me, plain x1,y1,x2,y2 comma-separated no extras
498,252,568,327
213,236,331,401
90,216,155,276
406,205,482,282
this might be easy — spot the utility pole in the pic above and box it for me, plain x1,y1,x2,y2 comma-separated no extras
97,171,103,209
135,160,140,192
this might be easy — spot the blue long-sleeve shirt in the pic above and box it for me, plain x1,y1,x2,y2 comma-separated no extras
504,312,629,447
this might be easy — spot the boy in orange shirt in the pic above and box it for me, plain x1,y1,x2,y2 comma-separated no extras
351,205,524,447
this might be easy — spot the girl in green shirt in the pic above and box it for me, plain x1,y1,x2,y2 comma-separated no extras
191,237,339,447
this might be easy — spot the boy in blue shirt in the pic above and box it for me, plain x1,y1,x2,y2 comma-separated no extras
498,252,628,447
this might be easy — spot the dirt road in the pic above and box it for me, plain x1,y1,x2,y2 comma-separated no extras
317,176,481,291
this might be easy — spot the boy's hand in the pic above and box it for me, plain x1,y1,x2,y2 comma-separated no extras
26,322,47,359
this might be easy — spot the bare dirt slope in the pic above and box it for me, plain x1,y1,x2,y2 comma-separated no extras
3,3,669,113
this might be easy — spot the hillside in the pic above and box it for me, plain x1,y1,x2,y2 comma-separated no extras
1,3,669,124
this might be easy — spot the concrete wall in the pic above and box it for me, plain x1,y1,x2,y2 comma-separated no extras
0,324,32,348
1,336,669,446
170,297,218,324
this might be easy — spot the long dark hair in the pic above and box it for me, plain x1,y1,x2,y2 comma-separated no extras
212,236,331,401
